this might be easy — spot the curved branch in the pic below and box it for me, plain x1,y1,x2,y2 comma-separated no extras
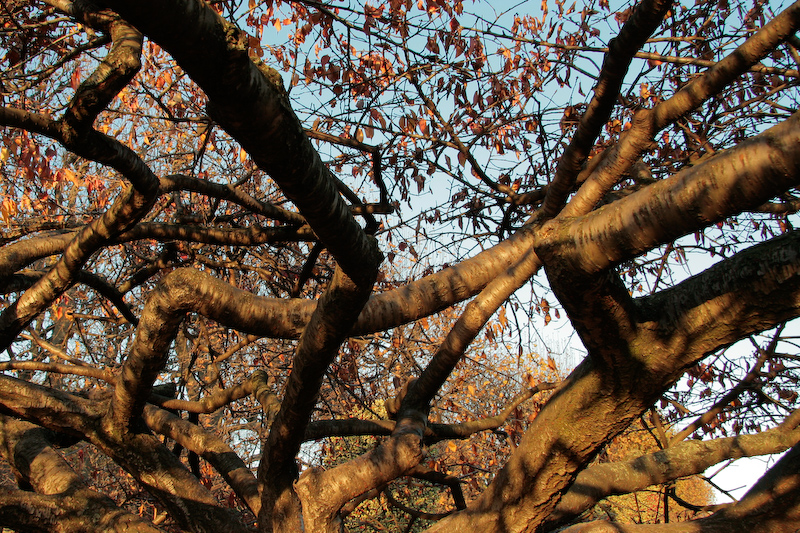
150,371,271,414
0,415,164,533
1,269,139,325
1,223,537,341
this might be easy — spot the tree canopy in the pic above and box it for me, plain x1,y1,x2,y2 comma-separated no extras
1,0,800,531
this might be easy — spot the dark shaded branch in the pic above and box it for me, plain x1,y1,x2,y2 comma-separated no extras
408,464,467,510
635,230,800,363
303,382,554,443
383,486,452,521
1,269,138,325
99,0,376,282
120,221,315,246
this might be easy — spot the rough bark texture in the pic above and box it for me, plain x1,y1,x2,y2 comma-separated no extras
2,1,800,533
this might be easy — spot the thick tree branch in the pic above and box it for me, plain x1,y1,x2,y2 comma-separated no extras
294,411,427,531
260,257,380,532
98,0,376,282
429,229,800,532
0,415,164,533
561,441,800,532
1,224,537,342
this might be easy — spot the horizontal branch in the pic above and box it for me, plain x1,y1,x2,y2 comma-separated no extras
160,174,306,225
302,383,554,442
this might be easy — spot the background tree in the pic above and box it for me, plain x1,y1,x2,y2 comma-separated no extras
0,0,799,532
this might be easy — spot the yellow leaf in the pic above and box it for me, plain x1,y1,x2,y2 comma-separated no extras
1,197,17,225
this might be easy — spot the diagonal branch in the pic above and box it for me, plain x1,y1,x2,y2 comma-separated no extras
544,412,800,530
538,0,672,218
98,0,376,282
404,244,541,413
563,0,800,217
143,405,262,516
560,441,800,533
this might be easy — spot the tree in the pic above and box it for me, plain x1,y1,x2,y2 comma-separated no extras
1,0,799,531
